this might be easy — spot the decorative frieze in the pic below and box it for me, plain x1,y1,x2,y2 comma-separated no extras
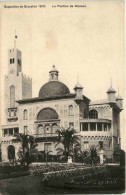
83,135,111,141
89,105,111,110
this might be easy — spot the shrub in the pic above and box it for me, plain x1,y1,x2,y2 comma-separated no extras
120,150,125,166
0,164,29,176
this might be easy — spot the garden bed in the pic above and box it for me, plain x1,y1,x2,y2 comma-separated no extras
0,165,29,179
61,165,125,192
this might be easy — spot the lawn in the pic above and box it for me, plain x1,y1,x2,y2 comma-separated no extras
0,175,85,195
0,174,125,195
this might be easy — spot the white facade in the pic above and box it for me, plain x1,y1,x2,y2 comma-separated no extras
1,46,123,162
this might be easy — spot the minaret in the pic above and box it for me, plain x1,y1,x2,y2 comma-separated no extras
49,65,59,81
74,82,83,100
106,80,116,103
116,87,123,109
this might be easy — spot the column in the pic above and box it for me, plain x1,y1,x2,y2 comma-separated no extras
2,130,4,137
13,128,14,135
7,129,9,136
80,123,82,131
88,123,90,131
102,123,104,131
96,123,97,131
107,124,108,131
82,123,83,131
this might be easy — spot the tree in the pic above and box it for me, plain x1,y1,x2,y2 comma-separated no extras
82,145,99,166
13,133,38,165
55,127,80,162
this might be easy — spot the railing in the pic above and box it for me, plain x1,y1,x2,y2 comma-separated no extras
7,116,18,122
32,133,58,138
80,131,112,137
80,118,111,123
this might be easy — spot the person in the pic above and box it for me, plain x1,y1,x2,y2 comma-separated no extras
68,156,72,163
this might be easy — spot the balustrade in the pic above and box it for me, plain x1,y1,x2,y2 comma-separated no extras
80,122,111,133
34,133,57,138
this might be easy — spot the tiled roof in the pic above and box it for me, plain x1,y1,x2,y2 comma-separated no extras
90,99,108,105
16,93,90,104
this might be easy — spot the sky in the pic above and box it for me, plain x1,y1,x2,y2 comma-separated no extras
0,0,125,149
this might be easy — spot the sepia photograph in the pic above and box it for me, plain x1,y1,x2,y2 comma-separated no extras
0,0,125,194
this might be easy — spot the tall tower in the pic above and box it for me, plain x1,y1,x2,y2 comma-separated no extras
4,35,32,124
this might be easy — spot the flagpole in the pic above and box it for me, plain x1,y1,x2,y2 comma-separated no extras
14,30,17,49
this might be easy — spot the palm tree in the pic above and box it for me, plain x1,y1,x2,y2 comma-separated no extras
13,133,38,165
82,145,99,166
55,127,81,162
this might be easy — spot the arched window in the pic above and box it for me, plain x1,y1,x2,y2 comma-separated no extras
44,124,51,134
10,86,15,107
52,124,58,134
69,105,74,116
89,109,98,119
37,108,58,121
37,125,44,135
23,109,28,120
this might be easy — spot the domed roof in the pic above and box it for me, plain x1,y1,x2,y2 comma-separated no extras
39,81,70,98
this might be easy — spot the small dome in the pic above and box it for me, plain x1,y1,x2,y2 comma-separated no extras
39,81,70,98
116,95,123,100
74,82,83,89
106,86,116,93
49,65,58,73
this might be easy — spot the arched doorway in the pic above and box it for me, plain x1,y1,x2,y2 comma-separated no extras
8,145,15,160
